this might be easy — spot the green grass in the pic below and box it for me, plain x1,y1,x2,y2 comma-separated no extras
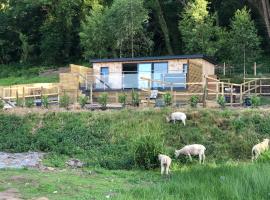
0,75,59,86
0,163,270,200
1,109,270,169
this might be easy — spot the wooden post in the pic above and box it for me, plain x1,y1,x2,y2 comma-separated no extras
203,78,208,108
255,80,257,94
248,82,250,95
230,84,233,107
240,84,243,105
22,87,25,106
90,83,93,104
216,82,219,100
41,86,43,99
222,82,224,96
260,80,262,95
223,62,226,76
254,62,257,76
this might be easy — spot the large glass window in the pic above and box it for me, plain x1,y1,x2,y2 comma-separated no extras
153,63,168,89
100,67,109,85
138,63,152,89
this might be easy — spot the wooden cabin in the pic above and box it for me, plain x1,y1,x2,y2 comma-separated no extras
91,55,217,93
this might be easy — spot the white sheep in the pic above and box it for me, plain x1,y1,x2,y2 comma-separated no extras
252,139,269,162
158,154,172,175
166,112,186,125
175,144,206,164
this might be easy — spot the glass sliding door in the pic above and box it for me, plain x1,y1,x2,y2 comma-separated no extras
138,63,152,89
153,63,168,89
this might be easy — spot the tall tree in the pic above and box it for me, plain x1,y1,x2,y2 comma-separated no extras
179,0,220,56
107,0,152,58
229,7,261,70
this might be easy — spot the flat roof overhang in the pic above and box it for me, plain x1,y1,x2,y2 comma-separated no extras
90,54,217,65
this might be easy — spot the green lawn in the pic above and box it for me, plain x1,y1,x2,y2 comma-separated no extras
1,163,270,200
0,75,59,86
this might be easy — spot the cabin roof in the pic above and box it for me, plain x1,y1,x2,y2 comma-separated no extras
90,54,217,65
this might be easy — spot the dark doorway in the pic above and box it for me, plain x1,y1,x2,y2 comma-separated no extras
122,63,138,89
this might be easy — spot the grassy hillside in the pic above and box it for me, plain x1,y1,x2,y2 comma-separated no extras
1,163,270,200
0,108,270,169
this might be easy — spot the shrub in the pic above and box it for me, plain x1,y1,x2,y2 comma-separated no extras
190,95,199,108
59,93,70,109
163,92,172,106
257,151,270,163
0,100,4,110
98,93,108,109
42,95,49,109
131,89,140,107
16,98,24,107
251,95,261,108
79,96,88,109
25,98,35,108
118,93,127,107
133,135,164,169
217,95,226,108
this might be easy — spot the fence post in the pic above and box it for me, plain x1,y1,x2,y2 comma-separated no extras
230,84,233,107
254,62,257,76
248,82,250,95
216,82,219,100
240,84,243,105
260,80,262,95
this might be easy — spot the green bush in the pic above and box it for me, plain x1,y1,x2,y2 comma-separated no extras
251,95,261,108
163,92,172,106
59,93,70,109
257,151,270,163
79,96,88,109
133,135,164,169
42,95,49,109
25,98,35,108
16,98,24,107
118,93,127,107
217,95,226,108
190,95,199,108
98,93,108,109
131,89,140,107
0,100,4,110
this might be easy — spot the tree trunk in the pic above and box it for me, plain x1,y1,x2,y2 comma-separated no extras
261,0,270,38
154,0,174,55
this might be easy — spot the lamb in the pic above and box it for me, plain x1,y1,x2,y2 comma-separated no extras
175,144,206,164
252,139,269,162
158,154,172,176
166,112,186,125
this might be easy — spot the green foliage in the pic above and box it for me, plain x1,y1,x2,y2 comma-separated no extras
98,93,108,109
179,0,221,56
118,93,127,106
133,135,163,169
190,95,199,108
25,98,35,108
228,7,262,68
163,92,172,106
79,96,88,109
217,95,226,108
131,89,140,107
0,100,4,110
16,98,24,107
59,94,70,109
257,151,270,163
251,95,261,108
42,96,49,109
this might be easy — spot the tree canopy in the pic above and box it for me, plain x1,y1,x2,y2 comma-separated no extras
0,0,269,70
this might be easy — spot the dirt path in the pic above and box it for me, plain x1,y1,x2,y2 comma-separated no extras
0,188,22,200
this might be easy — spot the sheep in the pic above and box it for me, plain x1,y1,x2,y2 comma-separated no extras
252,139,269,162
158,154,172,176
166,112,186,125
175,144,206,164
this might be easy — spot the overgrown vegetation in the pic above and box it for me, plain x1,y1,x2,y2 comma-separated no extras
0,109,270,170
98,93,108,109
0,100,4,110
41,96,49,109
217,95,226,108
131,90,140,107
25,98,34,108
79,96,88,109
190,95,199,108
251,95,261,108
118,93,127,107
163,92,172,106
59,93,70,109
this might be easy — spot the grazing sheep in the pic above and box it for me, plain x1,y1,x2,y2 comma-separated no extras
166,112,186,125
252,139,269,162
175,144,206,164
158,154,172,175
